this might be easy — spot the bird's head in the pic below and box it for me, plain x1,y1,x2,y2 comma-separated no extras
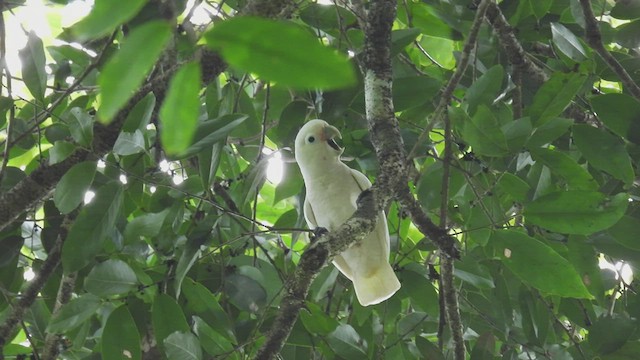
294,119,343,166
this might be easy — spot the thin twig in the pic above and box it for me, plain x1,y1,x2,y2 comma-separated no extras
406,0,493,161
578,0,640,100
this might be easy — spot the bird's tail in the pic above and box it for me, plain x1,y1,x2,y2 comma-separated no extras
353,264,401,306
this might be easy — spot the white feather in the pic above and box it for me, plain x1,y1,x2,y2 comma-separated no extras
295,119,400,306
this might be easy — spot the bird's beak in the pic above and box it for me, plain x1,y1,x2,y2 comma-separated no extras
322,124,343,152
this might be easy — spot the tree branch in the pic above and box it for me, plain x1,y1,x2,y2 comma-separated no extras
577,0,640,100
0,226,67,348
0,0,293,233
41,273,77,360
484,2,549,85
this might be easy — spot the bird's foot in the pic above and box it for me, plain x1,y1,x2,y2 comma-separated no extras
310,227,329,243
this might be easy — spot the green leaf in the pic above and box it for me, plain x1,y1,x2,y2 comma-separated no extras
497,173,531,202
123,209,170,244
391,28,421,56
160,62,202,155
49,141,75,165
591,94,640,144
573,124,634,185
402,2,460,40
18,32,47,102
164,332,202,360
611,0,640,20
567,236,605,301
465,65,504,115
400,266,439,316
300,302,340,336
72,0,148,40
607,215,640,250
193,317,234,356
54,161,97,214
589,315,636,354
174,232,210,298
615,20,640,48
527,117,573,147
122,93,156,132
416,337,445,360
102,306,141,360
530,148,598,191
172,114,247,160
299,3,357,32
152,294,190,346
85,259,138,297
393,76,440,111
551,22,588,61
491,230,592,298
528,72,586,126
97,21,172,123
462,105,509,157
62,182,124,273
47,294,101,333
204,17,356,89
524,191,628,235
224,273,267,313
327,324,367,359
529,0,553,19
0,236,23,267
68,107,93,147
113,130,146,156
470,332,496,360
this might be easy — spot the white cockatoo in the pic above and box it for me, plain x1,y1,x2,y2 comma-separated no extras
294,119,401,306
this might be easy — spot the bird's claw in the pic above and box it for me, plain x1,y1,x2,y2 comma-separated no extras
310,227,329,243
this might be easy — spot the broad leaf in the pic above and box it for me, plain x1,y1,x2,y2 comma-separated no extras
465,65,504,115
62,182,124,272
72,0,148,40
97,21,172,122
113,130,146,156
528,72,586,125
530,148,597,191
551,22,588,61
54,161,97,214
102,306,141,360
164,332,202,360
589,315,636,354
85,259,138,297
172,114,247,159
160,62,202,155
491,230,592,298
152,294,190,346
615,20,640,48
611,0,640,20
47,294,101,333
573,124,634,185
19,32,47,102
591,94,640,144
462,105,509,157
327,324,367,359
524,191,628,235
204,17,356,89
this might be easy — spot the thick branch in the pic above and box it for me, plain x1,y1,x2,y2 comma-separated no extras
577,0,640,100
485,2,548,85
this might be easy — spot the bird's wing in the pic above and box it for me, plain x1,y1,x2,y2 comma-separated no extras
303,196,317,229
349,168,390,256
349,168,373,191
305,189,355,279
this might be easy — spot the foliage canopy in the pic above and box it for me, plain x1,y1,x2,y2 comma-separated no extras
1,0,640,359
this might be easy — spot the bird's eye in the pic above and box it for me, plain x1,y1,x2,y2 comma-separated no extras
307,136,315,143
